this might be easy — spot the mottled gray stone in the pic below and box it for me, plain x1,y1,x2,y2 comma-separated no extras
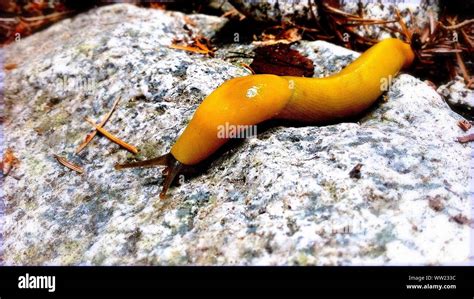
208,0,237,14
438,76,474,115
340,0,440,40
1,4,472,265
229,0,438,41
0,49,6,264
230,0,317,23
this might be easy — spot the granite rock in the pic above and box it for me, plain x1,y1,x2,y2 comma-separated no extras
1,4,472,265
0,47,6,263
340,0,440,40
438,76,474,118
230,0,439,41
229,0,317,23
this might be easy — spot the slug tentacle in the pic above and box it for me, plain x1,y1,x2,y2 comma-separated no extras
159,156,183,199
115,153,183,199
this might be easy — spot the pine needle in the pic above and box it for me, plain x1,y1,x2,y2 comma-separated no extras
54,154,84,174
85,117,138,154
76,96,121,154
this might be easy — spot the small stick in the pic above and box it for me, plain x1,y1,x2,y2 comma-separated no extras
458,120,472,132
19,11,72,22
169,44,211,55
457,133,474,143
76,96,121,154
460,28,474,49
322,3,359,18
54,154,84,174
451,33,471,85
423,48,462,53
85,117,138,154
345,19,397,25
240,63,255,74
429,12,436,35
440,19,474,30
395,8,411,41
4,63,17,70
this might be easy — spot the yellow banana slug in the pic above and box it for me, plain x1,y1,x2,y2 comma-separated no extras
116,38,415,198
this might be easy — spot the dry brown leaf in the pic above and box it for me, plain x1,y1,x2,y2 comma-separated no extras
2,148,19,175
169,36,215,56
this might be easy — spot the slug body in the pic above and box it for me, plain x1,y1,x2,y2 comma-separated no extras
116,38,415,198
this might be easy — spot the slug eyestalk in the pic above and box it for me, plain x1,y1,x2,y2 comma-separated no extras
115,153,183,199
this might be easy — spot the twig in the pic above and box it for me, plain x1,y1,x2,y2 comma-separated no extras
4,63,17,70
0,18,18,22
240,63,255,74
429,12,436,35
458,120,472,131
455,48,470,84
308,0,318,24
460,28,474,49
344,18,397,25
54,154,84,174
76,96,121,154
395,8,411,41
448,18,472,85
169,44,211,55
321,2,359,18
457,133,474,143
423,48,462,53
19,11,72,22
85,117,138,154
220,8,246,21
440,19,474,30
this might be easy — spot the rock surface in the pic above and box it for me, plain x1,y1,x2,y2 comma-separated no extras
1,4,472,265
438,76,474,119
341,0,439,40
229,0,439,40
230,0,317,23
1,49,6,263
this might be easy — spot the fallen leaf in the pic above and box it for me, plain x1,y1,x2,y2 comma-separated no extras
2,148,19,175
169,36,215,56
250,43,314,77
